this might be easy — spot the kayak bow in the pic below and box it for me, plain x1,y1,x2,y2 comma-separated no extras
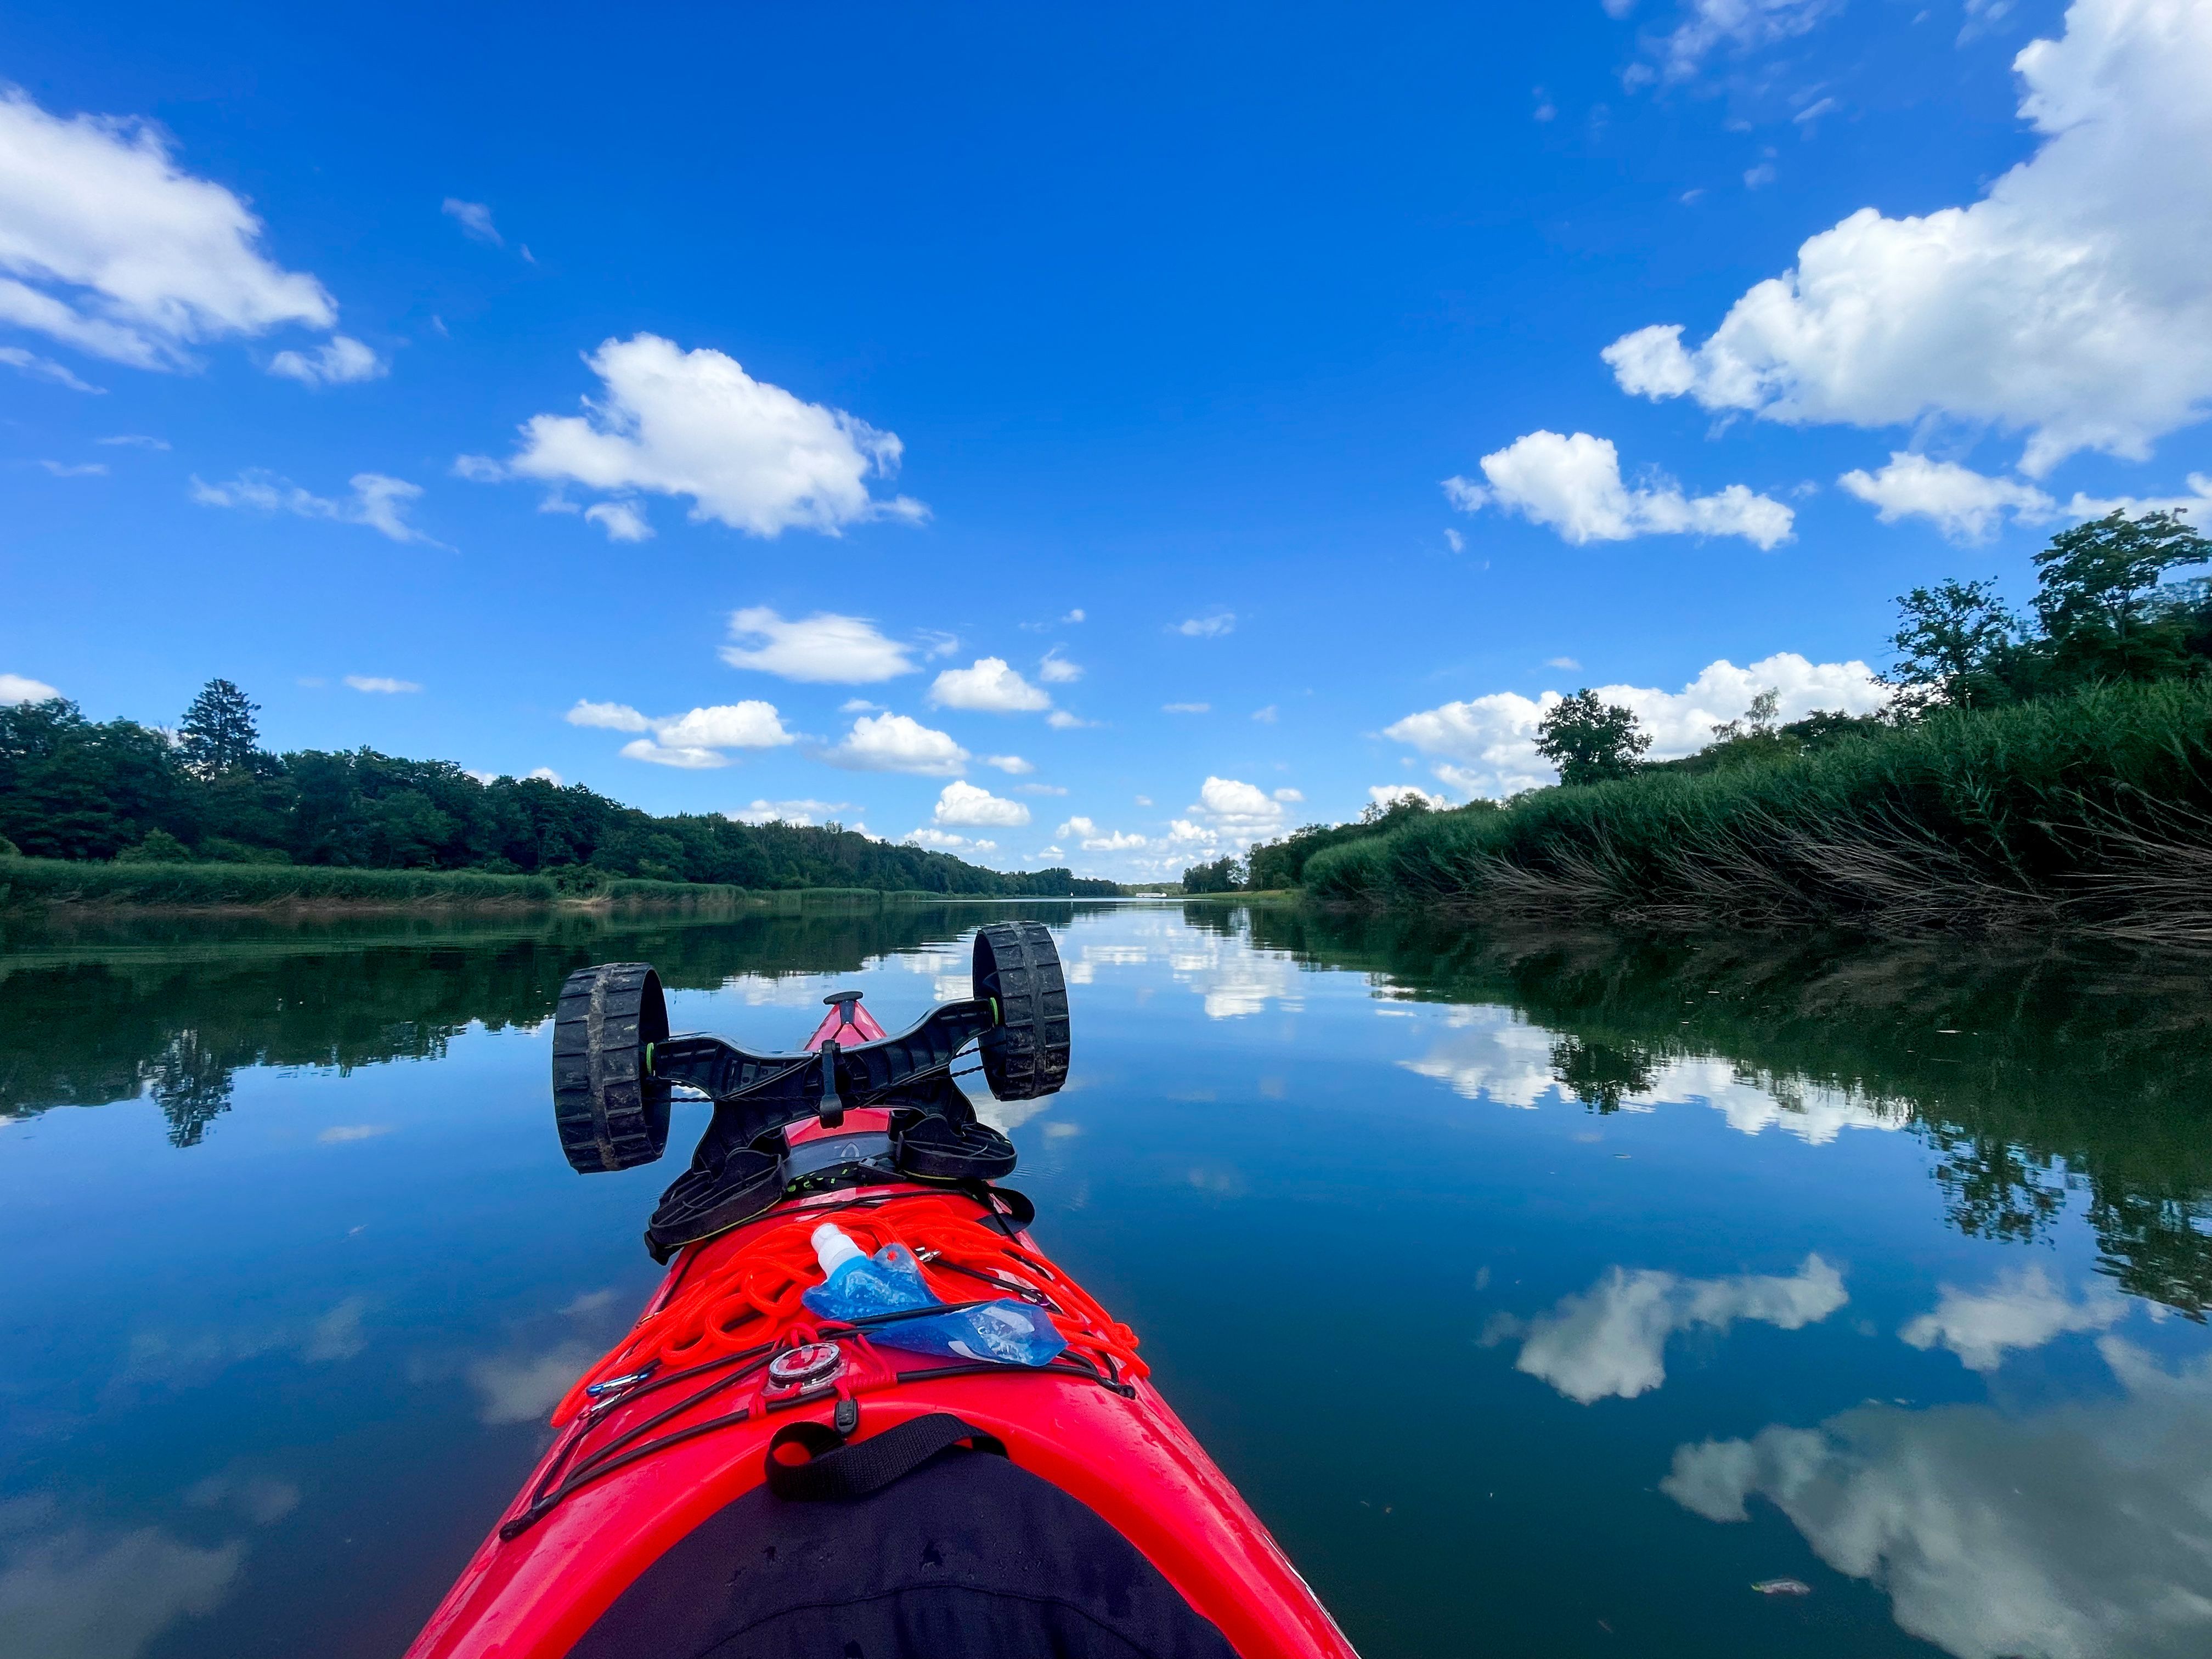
407,923,1356,1659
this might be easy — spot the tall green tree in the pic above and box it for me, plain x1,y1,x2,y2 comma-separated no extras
1888,578,2022,709
178,679,262,777
1181,855,1244,893
2033,510,2210,683
1534,689,1650,787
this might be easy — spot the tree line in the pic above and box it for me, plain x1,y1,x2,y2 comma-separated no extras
1198,507,2211,890
1536,508,2211,787
0,681,1118,896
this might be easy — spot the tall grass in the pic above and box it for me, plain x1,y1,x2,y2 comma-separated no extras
1304,680,2212,944
0,860,748,912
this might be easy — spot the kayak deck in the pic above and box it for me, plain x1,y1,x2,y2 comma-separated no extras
406,1170,1355,1659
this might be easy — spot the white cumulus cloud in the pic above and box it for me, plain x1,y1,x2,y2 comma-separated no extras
929,657,1051,713
933,780,1031,828
1184,775,1288,845
720,607,916,682
652,703,792,751
1604,0,2212,475
583,500,652,542
904,827,997,853
496,334,926,536
981,754,1033,774
1038,651,1082,683
822,712,969,775
564,699,651,733
1445,431,1793,550
189,470,437,545
1841,452,2212,542
0,87,340,371
1385,652,1888,797
619,740,728,770
343,675,419,694
729,798,852,826
1839,453,2063,542
566,697,791,768
1,672,60,704
1056,815,1149,851
1370,784,1448,809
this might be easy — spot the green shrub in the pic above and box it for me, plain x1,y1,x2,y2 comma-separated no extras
115,829,193,864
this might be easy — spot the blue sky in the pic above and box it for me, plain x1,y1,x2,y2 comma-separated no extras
3,0,2208,877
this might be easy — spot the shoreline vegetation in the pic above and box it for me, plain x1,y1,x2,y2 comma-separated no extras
1,859,736,913
1227,510,2212,946
0,678,1120,912
0,859,1132,916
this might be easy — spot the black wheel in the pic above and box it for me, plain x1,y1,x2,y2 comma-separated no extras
551,962,672,1172
972,921,1069,1101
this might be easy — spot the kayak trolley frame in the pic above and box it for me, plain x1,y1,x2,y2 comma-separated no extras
551,920,1069,1259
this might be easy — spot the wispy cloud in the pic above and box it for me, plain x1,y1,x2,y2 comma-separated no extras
441,198,502,245
190,470,441,545
1173,613,1235,638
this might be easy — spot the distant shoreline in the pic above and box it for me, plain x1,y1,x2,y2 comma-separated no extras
0,860,1124,917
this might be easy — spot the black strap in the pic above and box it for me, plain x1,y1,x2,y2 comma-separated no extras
968,1180,1036,1232
766,1412,1006,1503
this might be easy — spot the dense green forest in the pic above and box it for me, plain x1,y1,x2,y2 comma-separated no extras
1229,510,2212,942
0,682,1117,897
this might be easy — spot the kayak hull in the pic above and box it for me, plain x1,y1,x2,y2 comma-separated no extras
406,1181,1354,1659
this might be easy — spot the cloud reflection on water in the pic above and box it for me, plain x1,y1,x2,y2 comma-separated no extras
1402,1009,1904,1142
1496,1255,1848,1403
1663,1338,2212,1659
1901,1264,2131,1373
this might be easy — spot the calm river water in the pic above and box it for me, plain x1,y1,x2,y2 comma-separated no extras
3,900,2210,1659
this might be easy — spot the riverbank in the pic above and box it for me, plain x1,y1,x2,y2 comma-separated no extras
0,859,1136,916
0,859,755,915
1302,680,2212,946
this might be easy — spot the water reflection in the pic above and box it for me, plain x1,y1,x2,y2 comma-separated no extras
1243,906,2212,1320
0,1503,246,1659
1663,1338,2212,1659
1901,1265,2132,1373
7,901,2212,1658
1492,1256,1848,1404
0,904,1101,1146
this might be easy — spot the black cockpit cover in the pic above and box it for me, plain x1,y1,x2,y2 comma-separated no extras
567,1445,1239,1659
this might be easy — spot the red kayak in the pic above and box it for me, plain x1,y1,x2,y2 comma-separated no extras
407,922,1356,1659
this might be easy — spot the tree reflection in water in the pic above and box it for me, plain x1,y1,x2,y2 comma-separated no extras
1240,906,2212,1322
0,903,1089,1148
